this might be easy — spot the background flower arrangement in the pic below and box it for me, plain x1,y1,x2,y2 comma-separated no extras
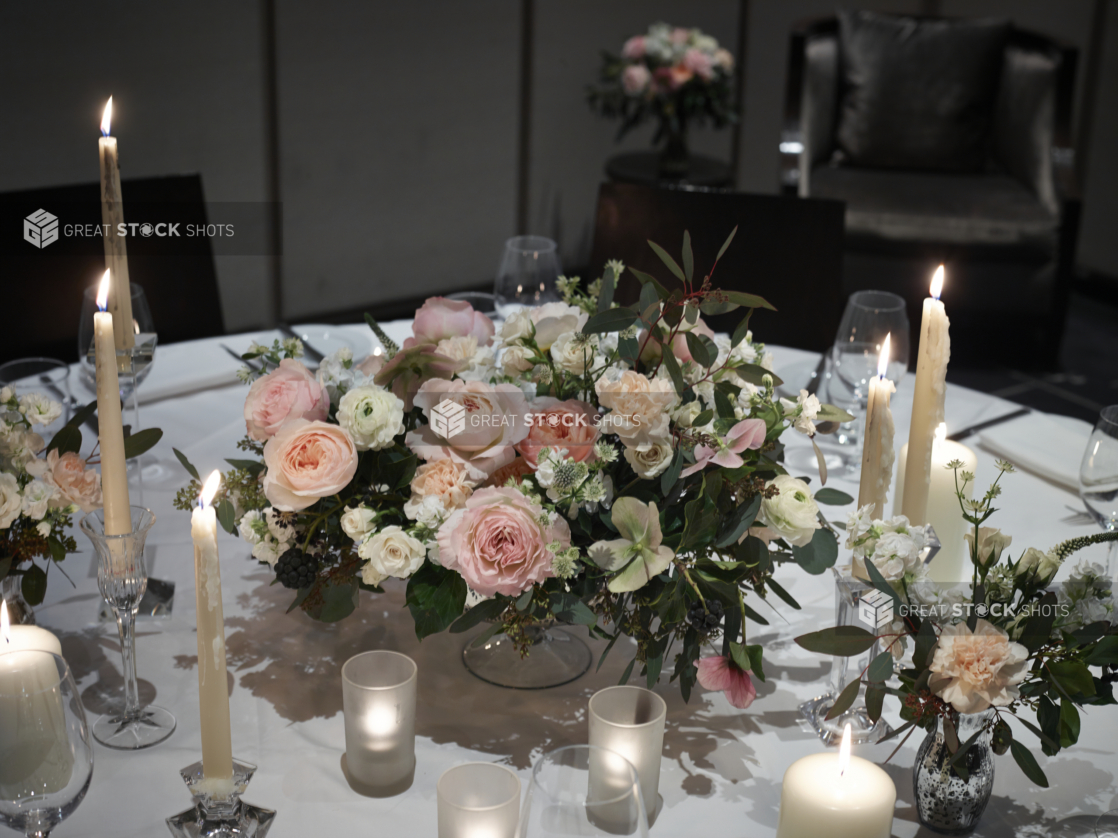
587,22,736,176
176,229,859,705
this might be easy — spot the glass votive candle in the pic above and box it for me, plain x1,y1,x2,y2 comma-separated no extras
437,762,521,838
588,685,666,818
341,650,417,789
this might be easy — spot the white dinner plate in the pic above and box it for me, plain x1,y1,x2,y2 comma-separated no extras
289,323,373,359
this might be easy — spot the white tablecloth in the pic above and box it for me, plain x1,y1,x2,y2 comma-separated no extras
30,322,1116,838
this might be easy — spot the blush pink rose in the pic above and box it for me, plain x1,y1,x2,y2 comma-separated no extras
438,486,570,596
244,359,328,441
262,419,358,511
26,449,102,512
621,35,645,59
683,47,714,81
517,399,600,468
404,297,495,350
622,64,651,95
355,352,385,377
696,655,757,709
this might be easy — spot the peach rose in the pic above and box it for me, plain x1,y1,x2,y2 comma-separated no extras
404,459,475,520
438,486,570,596
595,370,678,445
404,297,494,350
26,449,102,513
244,359,329,441
517,399,600,468
262,419,358,511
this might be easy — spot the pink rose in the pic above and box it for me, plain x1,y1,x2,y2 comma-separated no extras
262,419,358,511
621,35,645,60
404,297,495,350
26,449,102,512
622,64,651,95
244,359,328,441
406,379,530,479
517,399,600,468
438,486,570,596
696,655,756,709
682,48,714,81
638,318,717,365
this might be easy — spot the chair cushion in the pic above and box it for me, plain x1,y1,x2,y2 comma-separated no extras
811,165,1057,247
836,10,1010,172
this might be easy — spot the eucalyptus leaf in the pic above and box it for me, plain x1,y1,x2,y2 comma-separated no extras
1010,739,1049,787
122,427,162,459
647,239,685,281
681,231,694,282
583,307,639,335
824,679,861,720
795,625,877,656
715,225,738,262
598,262,618,312
173,447,201,480
813,488,854,506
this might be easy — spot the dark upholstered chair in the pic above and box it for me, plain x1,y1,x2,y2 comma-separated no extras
782,12,1080,368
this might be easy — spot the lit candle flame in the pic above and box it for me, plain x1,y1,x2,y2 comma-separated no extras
838,722,852,777
1,600,9,645
101,97,113,137
930,265,944,300
877,333,891,379
96,269,111,311
199,470,222,509
935,422,947,445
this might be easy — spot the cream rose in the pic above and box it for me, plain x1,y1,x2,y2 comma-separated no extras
262,419,359,511
759,474,821,548
337,384,405,451
550,331,599,374
499,309,533,344
530,303,587,351
930,619,1029,714
0,473,22,528
501,343,535,376
358,525,426,586
341,505,377,543
623,440,674,480
596,370,678,445
404,459,474,521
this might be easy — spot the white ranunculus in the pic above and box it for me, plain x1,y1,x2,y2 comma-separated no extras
499,309,533,344
623,440,674,479
20,479,54,520
337,384,406,451
340,505,377,543
759,474,821,548
0,472,22,528
501,343,535,377
358,525,426,586
550,331,599,374
19,394,63,427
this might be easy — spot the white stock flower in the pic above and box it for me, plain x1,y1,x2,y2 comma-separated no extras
238,510,266,545
405,494,447,528
337,384,405,451
550,331,599,374
315,348,367,401
20,479,54,520
779,389,821,436
252,538,285,566
19,394,63,428
759,475,820,548
623,440,674,479
0,473,22,528
358,525,426,586
340,505,377,543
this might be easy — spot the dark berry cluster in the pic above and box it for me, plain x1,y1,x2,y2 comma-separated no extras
687,599,723,632
275,547,318,590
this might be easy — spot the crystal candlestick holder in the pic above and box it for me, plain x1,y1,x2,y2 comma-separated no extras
166,759,275,838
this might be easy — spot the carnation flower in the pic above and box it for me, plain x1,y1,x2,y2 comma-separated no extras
25,449,102,512
404,459,475,521
596,370,677,445
759,475,820,548
337,385,405,451
929,619,1029,714
358,525,426,587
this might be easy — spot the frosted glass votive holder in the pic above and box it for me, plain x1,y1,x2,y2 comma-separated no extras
588,685,666,818
437,762,521,838
341,650,417,789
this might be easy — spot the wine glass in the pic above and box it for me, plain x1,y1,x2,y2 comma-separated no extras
77,280,157,409
519,745,649,837
1079,405,1118,578
0,358,73,440
0,651,94,838
1096,809,1118,838
494,236,562,316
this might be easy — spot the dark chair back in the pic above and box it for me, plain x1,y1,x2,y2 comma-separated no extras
0,174,223,363
587,182,845,352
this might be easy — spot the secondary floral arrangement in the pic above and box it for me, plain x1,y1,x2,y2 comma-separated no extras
587,22,736,175
1,389,161,609
796,461,1118,788
175,229,858,705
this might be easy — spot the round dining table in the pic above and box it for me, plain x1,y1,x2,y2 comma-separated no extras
28,320,1116,838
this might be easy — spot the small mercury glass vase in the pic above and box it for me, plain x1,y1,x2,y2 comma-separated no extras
166,759,275,838
79,506,176,750
913,709,996,834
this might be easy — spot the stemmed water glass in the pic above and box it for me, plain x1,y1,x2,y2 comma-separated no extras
79,506,176,749
494,236,562,316
0,651,94,838
1079,405,1118,578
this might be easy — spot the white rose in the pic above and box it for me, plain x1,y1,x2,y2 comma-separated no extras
671,401,702,429
759,474,821,547
19,394,63,427
499,309,533,344
358,525,426,586
550,331,599,374
623,440,674,479
0,473,22,528
530,303,587,351
501,343,535,376
1017,547,1060,584
337,384,406,451
20,479,55,521
238,510,265,545
341,505,377,543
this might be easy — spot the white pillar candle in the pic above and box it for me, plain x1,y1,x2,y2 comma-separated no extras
895,424,978,584
190,471,234,783
901,266,951,525
0,602,61,656
856,334,896,527
98,97,134,351
93,271,132,539
776,725,895,838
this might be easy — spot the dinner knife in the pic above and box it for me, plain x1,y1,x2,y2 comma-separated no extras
804,352,828,397
278,323,326,364
946,407,1030,442
221,344,262,372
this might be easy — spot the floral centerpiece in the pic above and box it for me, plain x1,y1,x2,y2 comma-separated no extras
175,229,856,703
796,461,1118,828
587,23,736,177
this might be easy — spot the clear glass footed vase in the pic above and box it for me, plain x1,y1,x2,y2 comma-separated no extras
913,709,996,834
462,619,593,690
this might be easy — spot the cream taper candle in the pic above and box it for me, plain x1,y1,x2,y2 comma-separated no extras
856,334,896,527
98,97,134,351
93,271,132,538
901,266,951,525
190,471,234,782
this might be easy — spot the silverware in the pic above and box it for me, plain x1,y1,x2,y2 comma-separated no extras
804,352,828,397
946,408,1030,442
278,323,325,364
221,344,262,372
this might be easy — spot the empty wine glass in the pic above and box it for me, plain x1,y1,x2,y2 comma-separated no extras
519,745,649,837
494,236,562,315
0,651,94,838
1079,405,1118,578
0,358,73,440
77,280,157,408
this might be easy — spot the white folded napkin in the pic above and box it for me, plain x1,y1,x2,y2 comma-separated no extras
136,338,248,404
978,412,1092,491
